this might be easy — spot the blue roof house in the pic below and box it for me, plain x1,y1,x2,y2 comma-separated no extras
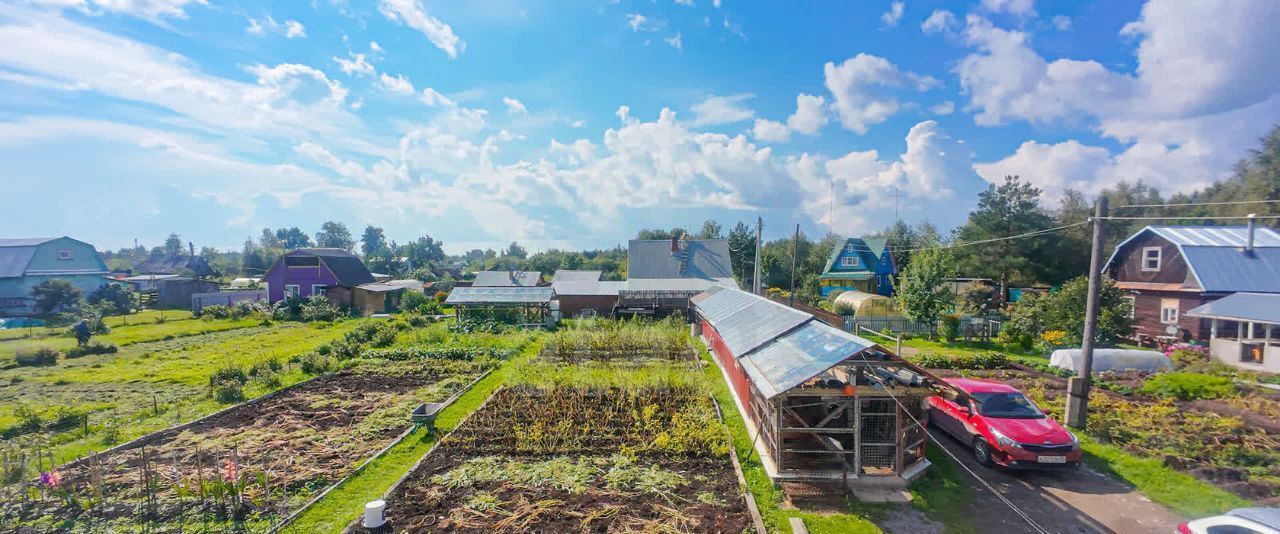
0,237,110,316
818,237,897,298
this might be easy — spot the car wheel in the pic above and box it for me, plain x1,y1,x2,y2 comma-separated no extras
973,438,995,467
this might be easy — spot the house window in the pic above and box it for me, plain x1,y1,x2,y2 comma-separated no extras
844,243,855,253
1160,298,1179,325
312,284,327,297
0,297,25,308
284,284,300,299
841,256,861,268
1141,247,1161,271
56,249,73,260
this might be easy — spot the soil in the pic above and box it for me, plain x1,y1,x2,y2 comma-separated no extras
1188,398,1280,434
1,361,488,532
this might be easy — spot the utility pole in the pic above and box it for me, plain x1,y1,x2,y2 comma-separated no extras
753,217,763,295
1066,196,1107,429
788,224,799,306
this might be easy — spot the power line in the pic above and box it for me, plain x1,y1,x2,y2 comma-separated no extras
854,352,1053,534
1097,215,1280,221
1113,199,1280,209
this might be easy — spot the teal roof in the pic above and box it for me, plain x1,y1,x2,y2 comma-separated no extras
822,237,879,275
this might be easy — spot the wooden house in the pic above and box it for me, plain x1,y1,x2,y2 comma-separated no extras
818,237,896,298
0,237,109,316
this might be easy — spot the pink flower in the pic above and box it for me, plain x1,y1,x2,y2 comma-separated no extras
222,457,238,482
40,470,62,488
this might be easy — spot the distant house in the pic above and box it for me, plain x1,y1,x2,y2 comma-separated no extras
263,248,375,304
1186,293,1280,373
552,270,603,282
551,271,623,318
1104,224,1280,343
0,237,110,316
472,270,543,287
134,254,218,279
619,237,738,317
818,237,896,298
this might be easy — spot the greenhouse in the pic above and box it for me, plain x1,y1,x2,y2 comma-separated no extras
833,290,900,317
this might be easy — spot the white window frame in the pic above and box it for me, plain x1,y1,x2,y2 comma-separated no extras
844,243,855,253
284,284,300,299
1141,247,1162,272
312,284,327,297
1160,298,1179,325
56,249,73,260
841,256,860,268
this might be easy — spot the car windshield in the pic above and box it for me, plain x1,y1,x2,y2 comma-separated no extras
971,392,1045,419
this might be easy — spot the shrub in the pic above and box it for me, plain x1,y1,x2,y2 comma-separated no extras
65,342,118,358
941,314,961,342
15,347,59,367
329,339,363,360
369,326,398,348
909,351,1008,370
49,405,88,431
833,300,856,316
209,364,248,403
404,314,433,327
300,295,341,322
1165,343,1210,369
296,352,336,374
87,284,135,316
1139,372,1237,401
2,405,42,438
197,305,232,319
434,291,448,303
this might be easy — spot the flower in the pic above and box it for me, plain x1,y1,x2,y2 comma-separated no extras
222,457,238,482
40,470,62,488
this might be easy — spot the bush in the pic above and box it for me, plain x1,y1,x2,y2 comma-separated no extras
296,352,336,374
434,291,449,303
197,304,232,319
833,300,856,316
87,284,134,316
364,346,511,361
404,313,433,327
1139,372,1237,401
2,405,42,438
941,314,961,342
329,339,363,360
909,351,1009,370
209,364,248,403
65,342,118,358
399,290,443,315
15,347,59,367
1165,344,1210,369
300,295,341,322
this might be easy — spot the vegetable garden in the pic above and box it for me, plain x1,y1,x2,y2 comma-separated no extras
539,317,697,364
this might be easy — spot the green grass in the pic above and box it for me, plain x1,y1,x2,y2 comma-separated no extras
908,444,975,533
902,337,1046,366
0,311,258,362
699,348,882,534
1078,435,1248,518
0,320,365,466
280,340,539,534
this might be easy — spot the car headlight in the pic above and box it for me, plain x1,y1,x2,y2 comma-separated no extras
990,427,1020,449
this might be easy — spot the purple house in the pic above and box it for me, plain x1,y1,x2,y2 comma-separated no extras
263,248,375,304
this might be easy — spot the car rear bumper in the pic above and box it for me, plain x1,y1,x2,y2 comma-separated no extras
1002,459,1082,470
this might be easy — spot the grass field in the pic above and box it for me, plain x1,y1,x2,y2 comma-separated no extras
0,320,366,468
0,310,259,362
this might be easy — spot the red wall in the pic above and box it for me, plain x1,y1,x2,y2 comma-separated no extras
704,319,754,411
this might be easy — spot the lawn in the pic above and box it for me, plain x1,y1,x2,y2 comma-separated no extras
0,320,366,468
0,310,258,363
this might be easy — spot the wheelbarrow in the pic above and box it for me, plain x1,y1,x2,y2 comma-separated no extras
410,402,445,435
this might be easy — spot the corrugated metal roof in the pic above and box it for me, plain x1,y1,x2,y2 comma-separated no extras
1180,247,1280,292
622,277,738,293
0,245,38,278
1186,292,1280,324
739,321,874,399
552,280,624,296
695,287,811,357
627,239,734,279
1150,225,1280,248
446,286,553,304
552,270,602,282
0,238,58,247
472,270,542,287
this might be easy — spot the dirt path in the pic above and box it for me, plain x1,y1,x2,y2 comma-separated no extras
933,434,1184,534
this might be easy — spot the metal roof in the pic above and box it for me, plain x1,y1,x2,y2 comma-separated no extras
738,321,875,399
1149,226,1280,248
1179,247,1280,293
622,277,738,293
627,239,734,279
0,245,38,278
552,270,602,282
552,280,624,296
1186,293,1280,325
472,270,542,287
695,287,812,357
446,286,553,304
357,280,423,293
0,238,58,247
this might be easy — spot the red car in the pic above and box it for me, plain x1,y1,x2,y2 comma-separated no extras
927,378,1082,469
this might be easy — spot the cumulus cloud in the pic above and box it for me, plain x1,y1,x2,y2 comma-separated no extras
29,0,203,20
982,0,1035,17
334,52,374,76
379,72,415,95
419,87,455,107
787,93,828,135
823,53,939,134
930,101,955,115
502,96,527,114
921,9,957,34
378,0,463,58
665,32,682,50
881,1,904,28
751,118,790,143
689,94,755,127
245,15,306,39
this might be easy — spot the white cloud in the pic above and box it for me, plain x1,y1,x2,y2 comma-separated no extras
245,16,306,39
674,0,694,5
379,72,415,95
982,0,1035,18
419,87,455,107
246,17,263,35
975,140,1111,199
723,16,747,41
921,9,957,34
378,0,464,58
751,118,790,143
334,52,374,76
930,101,955,115
626,13,657,32
881,1,904,28
1051,15,1072,31
369,41,384,52
571,119,585,128
665,32,682,50
29,0,203,20
823,53,939,134
786,93,827,135
284,20,306,38
689,93,755,126
502,96,527,114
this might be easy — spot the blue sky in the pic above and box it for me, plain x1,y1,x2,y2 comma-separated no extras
2,0,1279,254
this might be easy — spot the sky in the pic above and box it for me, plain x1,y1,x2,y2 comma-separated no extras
2,0,1279,255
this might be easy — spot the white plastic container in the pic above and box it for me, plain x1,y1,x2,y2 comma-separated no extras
363,499,387,529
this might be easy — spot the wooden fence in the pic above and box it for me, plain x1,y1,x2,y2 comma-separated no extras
844,316,1001,340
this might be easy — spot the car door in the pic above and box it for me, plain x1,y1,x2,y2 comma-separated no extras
929,395,967,440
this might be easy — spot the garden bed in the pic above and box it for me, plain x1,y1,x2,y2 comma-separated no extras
0,358,491,532
353,383,751,533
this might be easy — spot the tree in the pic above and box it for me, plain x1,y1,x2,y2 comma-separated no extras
1005,276,1134,346
727,221,754,287
403,236,445,269
503,241,528,259
31,280,82,315
315,221,355,251
952,175,1053,303
275,227,314,250
895,245,956,336
696,220,723,239
361,226,387,257
87,284,135,316
164,233,183,256
258,228,283,249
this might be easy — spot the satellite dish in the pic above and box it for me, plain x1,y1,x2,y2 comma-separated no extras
1165,325,1179,336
